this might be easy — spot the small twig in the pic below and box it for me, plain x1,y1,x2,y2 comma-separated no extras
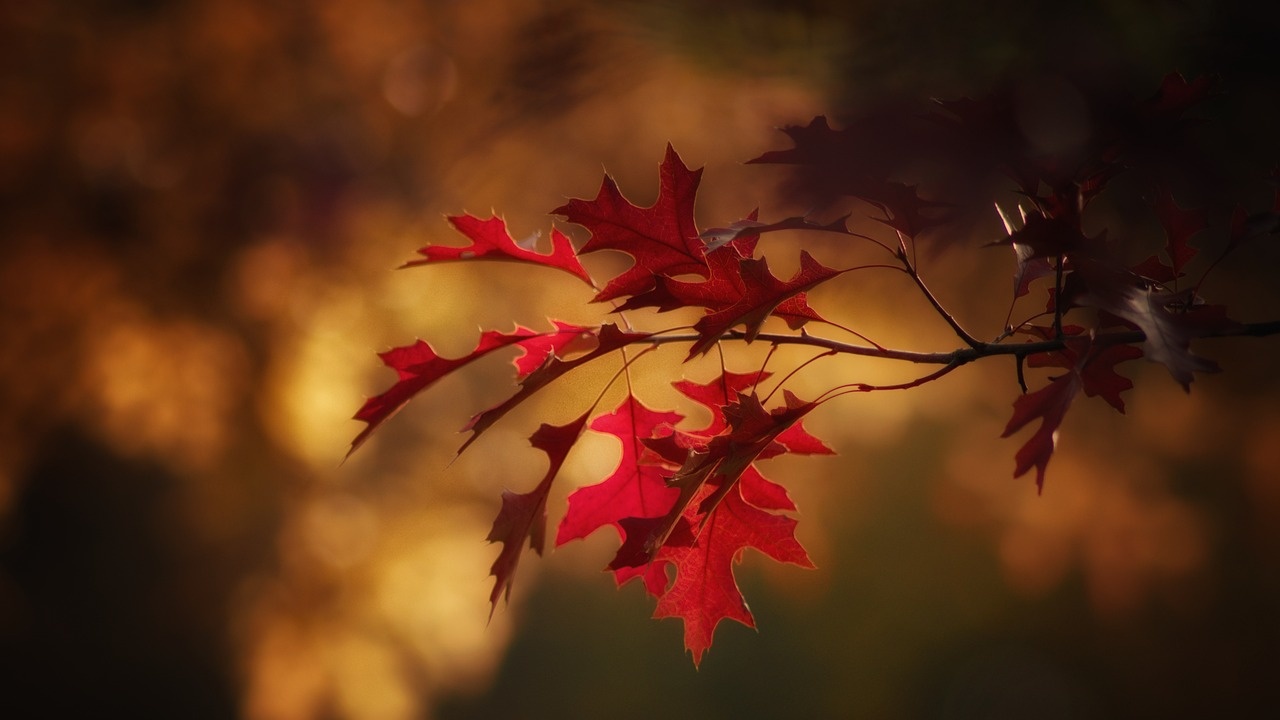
818,361,965,403
644,319,1280,367
762,349,838,404
754,343,779,392
895,231,983,349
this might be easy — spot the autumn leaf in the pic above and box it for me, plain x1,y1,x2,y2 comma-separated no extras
687,251,844,358
1153,186,1204,277
555,394,683,595
1023,327,1143,412
511,320,596,378
748,115,949,237
991,211,1087,260
349,324,586,457
487,413,589,617
1002,371,1081,492
619,226,831,333
1132,187,1205,283
404,214,593,285
553,145,707,303
459,324,653,454
672,371,833,459
1085,284,1222,390
614,391,819,570
995,203,1055,298
652,471,814,667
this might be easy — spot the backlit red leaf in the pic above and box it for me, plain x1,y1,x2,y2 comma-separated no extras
486,413,590,617
672,371,832,459
459,324,653,453
511,320,596,378
553,145,707,303
405,214,593,285
687,251,843,358
350,324,577,457
653,472,814,667
556,395,683,597
616,392,818,569
620,228,832,329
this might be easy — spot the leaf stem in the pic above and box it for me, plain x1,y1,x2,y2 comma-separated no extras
762,349,838,404
818,361,964,402
895,231,983,349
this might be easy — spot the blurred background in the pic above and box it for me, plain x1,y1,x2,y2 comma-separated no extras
2,0,1280,717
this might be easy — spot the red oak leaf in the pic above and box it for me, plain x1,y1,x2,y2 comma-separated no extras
672,371,832,459
1083,284,1222,390
991,211,1087,260
618,392,818,566
867,181,951,238
1023,327,1144,412
995,204,1056,298
1153,186,1204,277
1078,343,1146,412
772,421,836,457
487,412,590,617
653,472,814,667
736,466,798,512
459,324,653,454
612,210,763,314
687,251,844,358
555,394,684,596
404,214,593,285
1002,371,1082,492
600,388,820,664
553,145,707,303
619,224,830,331
747,116,949,236
673,370,766,435
511,320,596,378
1133,187,1205,282
747,115,855,168
350,324,584,457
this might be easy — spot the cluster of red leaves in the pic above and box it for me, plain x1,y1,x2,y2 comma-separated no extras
350,72,1278,663
976,74,1251,489
350,145,850,664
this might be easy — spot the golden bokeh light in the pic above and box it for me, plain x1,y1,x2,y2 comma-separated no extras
3,1,1279,717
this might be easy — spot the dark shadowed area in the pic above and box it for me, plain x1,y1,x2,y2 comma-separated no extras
2,1,1279,718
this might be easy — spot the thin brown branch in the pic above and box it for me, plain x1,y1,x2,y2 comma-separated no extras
818,362,965,403
894,232,983,349
644,319,1280,367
